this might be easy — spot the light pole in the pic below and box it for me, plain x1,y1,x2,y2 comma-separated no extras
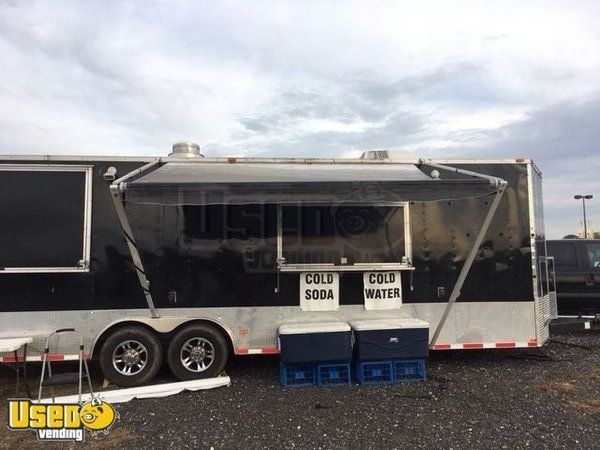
574,194,593,238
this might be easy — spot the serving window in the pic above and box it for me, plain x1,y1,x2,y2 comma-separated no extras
277,203,412,272
0,165,93,273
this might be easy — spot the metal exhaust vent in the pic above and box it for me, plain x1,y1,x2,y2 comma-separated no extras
360,149,416,161
169,142,204,157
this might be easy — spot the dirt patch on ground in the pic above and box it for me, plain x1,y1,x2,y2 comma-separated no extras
539,379,576,394
566,399,600,414
535,339,600,417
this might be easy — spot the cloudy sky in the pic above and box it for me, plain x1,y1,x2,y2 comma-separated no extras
1,0,599,238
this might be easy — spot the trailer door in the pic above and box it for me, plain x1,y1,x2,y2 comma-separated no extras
0,164,92,273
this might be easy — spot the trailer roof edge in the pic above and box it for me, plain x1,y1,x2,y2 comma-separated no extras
0,155,533,164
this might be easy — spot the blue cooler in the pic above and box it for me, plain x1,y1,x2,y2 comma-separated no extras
278,322,352,364
349,318,429,361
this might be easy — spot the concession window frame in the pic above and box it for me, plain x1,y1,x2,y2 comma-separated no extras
0,164,93,274
274,202,413,273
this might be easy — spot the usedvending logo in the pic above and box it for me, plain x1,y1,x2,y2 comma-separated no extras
8,397,117,442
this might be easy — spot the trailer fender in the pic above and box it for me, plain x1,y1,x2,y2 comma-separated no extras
90,316,235,358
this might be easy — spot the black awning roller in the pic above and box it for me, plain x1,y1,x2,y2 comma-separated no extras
121,161,502,205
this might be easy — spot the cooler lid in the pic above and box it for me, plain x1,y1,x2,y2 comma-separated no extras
278,321,351,335
349,318,429,331
397,318,430,329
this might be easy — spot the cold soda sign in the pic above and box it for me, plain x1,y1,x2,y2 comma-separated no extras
300,272,339,311
363,271,402,310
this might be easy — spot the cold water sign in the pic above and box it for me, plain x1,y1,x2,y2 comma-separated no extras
363,271,402,310
300,272,339,311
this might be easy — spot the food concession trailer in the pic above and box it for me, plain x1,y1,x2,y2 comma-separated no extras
0,144,555,386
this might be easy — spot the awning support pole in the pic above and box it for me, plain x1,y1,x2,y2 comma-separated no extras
109,183,159,319
419,160,504,188
430,181,507,347
113,159,161,185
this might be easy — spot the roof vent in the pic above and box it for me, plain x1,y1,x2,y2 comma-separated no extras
169,142,204,157
360,149,415,161
360,150,390,160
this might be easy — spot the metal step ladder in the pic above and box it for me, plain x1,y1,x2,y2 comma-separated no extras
38,328,94,404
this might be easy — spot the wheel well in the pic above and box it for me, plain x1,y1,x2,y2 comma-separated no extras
92,319,235,358
168,319,235,356
92,321,159,358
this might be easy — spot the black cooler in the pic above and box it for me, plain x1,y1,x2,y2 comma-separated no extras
349,318,429,361
278,322,352,364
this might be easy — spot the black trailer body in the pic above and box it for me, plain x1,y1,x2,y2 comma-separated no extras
0,151,555,385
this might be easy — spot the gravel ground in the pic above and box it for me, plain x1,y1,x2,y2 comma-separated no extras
1,329,599,449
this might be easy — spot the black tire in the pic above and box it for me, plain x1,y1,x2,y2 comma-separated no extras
99,326,163,387
167,324,229,380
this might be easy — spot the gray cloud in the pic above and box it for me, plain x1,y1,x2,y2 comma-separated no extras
0,1,599,237
255,111,425,155
442,97,600,160
233,62,487,157
430,97,600,238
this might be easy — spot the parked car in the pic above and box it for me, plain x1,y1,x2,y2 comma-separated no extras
546,239,600,316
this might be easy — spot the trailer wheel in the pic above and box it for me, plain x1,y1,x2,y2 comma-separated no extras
99,326,163,387
167,324,229,380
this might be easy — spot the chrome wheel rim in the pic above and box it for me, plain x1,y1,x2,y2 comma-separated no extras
112,340,148,376
180,337,215,372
